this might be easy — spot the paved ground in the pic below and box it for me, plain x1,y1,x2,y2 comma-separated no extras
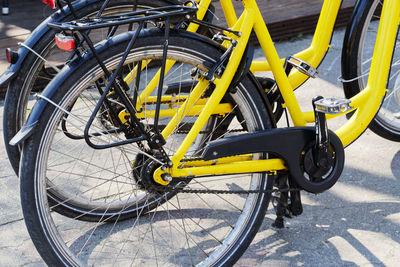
1,19,400,267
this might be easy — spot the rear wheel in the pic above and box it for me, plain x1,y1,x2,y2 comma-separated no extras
3,0,202,223
342,0,400,141
20,31,274,266
3,0,182,175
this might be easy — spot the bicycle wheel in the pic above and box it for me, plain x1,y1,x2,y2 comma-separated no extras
3,0,180,175
20,29,274,266
342,0,400,141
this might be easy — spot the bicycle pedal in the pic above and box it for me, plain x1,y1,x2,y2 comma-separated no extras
287,56,318,78
313,97,352,115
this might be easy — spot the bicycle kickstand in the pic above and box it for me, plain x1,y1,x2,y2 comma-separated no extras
272,173,303,229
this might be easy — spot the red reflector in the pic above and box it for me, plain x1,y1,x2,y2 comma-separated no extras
55,33,76,51
6,48,18,64
42,0,56,9
6,48,11,63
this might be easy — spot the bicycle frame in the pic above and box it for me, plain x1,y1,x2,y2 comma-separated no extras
131,0,336,111
10,0,399,183
152,0,400,184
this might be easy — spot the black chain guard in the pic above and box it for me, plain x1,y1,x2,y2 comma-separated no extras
202,127,345,194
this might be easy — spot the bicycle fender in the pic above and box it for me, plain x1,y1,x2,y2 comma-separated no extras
341,0,371,97
0,0,181,88
231,45,253,89
0,14,53,87
9,30,136,146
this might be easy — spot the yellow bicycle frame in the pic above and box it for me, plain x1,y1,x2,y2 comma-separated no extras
124,0,339,118
129,0,400,184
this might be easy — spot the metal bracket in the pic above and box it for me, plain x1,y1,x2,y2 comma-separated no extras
34,94,164,164
205,34,237,81
18,42,61,73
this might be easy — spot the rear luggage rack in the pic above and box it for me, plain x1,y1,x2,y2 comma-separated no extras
47,5,198,31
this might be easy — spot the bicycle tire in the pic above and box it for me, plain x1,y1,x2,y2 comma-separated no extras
3,0,181,175
20,29,274,266
342,0,400,141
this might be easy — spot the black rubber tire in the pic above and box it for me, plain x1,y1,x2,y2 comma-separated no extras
341,0,400,141
20,29,274,266
3,0,180,175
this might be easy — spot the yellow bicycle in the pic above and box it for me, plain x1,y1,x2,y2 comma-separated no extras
11,0,400,265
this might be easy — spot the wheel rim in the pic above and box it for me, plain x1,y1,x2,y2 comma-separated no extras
32,44,270,265
357,0,400,133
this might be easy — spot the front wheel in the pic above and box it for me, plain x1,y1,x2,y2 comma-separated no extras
342,0,400,141
20,30,274,266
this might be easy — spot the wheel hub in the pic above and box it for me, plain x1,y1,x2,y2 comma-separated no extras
135,157,168,194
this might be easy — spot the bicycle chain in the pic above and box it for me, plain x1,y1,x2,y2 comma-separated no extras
177,187,299,194
170,144,288,194
131,104,263,195
156,169,299,195
141,154,300,195
176,128,245,135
